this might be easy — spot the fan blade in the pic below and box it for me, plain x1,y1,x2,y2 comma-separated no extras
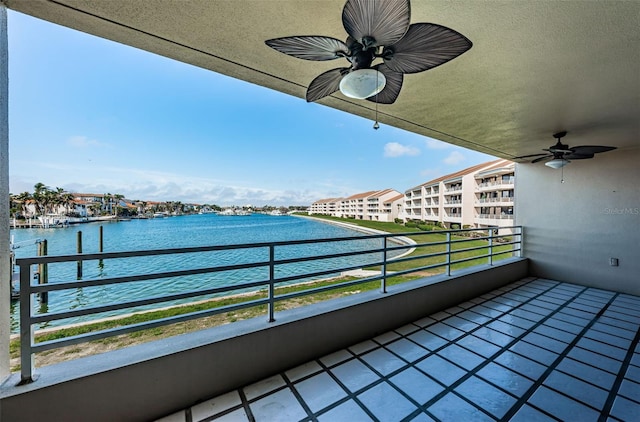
365,64,403,104
342,0,410,48
570,145,617,155
306,67,350,102
513,153,549,160
564,152,594,160
265,36,349,61
531,155,552,163
383,23,472,74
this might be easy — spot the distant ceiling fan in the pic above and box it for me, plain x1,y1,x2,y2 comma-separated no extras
264,0,472,104
516,131,617,168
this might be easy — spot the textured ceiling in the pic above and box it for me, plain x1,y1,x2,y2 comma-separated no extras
5,0,640,159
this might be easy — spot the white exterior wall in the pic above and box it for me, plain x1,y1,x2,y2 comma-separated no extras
516,148,640,295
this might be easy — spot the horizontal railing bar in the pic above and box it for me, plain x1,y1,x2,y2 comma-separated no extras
272,260,386,285
273,247,386,266
16,228,523,266
385,263,448,278
26,260,270,294
30,279,271,324
17,233,395,266
274,274,384,302
449,244,498,255
31,297,271,353
385,251,448,266
450,254,491,266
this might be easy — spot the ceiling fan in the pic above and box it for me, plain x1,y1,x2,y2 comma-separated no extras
516,131,617,168
264,0,472,104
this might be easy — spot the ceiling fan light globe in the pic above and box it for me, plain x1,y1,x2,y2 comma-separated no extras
339,69,386,99
545,158,570,169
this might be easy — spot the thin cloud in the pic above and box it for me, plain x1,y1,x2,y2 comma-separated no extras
384,142,420,157
443,151,465,165
425,139,450,150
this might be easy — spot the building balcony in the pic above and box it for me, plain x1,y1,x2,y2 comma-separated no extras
2,227,638,421
445,186,462,193
477,213,514,220
478,197,514,204
445,200,462,205
477,179,515,189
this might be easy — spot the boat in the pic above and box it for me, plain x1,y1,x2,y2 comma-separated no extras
218,208,251,216
38,214,70,228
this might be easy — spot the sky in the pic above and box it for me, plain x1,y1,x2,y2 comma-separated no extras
7,11,495,207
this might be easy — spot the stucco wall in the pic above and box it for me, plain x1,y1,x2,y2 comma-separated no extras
515,147,640,295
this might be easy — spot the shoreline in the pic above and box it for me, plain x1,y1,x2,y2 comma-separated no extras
294,214,417,258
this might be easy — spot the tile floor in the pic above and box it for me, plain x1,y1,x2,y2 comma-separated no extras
158,278,640,421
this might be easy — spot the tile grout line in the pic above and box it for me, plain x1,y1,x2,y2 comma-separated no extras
598,316,640,421
308,279,546,421
239,388,255,422
280,372,316,421
501,291,621,420
391,279,551,421
343,278,561,421
400,279,563,420
307,280,539,421
310,356,383,421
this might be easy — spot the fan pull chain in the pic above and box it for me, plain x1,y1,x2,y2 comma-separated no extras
561,164,564,183
373,70,380,130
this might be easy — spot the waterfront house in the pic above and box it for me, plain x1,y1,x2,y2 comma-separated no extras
0,1,638,420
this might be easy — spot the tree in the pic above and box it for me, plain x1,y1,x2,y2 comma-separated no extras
113,194,125,216
32,182,48,215
12,191,32,218
103,193,114,215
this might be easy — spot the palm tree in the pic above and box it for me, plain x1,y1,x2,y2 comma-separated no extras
12,191,32,218
32,182,48,216
103,193,113,215
113,194,125,216
60,192,76,216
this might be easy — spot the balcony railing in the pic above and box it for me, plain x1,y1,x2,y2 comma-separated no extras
16,227,522,383
477,214,514,220
445,186,462,192
478,178,515,188
478,197,514,203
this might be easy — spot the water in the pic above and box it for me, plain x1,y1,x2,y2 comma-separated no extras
10,214,389,331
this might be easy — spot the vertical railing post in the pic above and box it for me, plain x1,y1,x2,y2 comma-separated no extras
19,262,35,384
76,230,83,279
446,232,451,276
268,245,275,323
517,226,523,257
381,237,387,293
38,239,48,304
488,228,494,265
